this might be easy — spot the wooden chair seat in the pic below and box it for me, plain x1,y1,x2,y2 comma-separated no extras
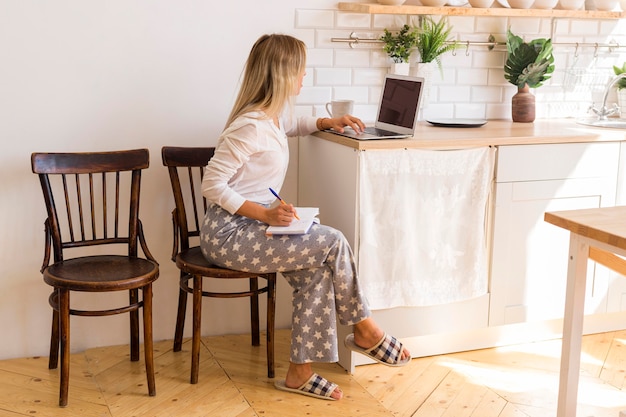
31,148,159,407
162,146,276,384
44,255,158,291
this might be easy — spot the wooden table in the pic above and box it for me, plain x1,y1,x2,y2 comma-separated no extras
544,206,626,417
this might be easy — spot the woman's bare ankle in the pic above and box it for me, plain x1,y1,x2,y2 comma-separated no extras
285,362,312,388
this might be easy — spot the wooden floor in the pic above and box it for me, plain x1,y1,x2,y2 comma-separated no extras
2,329,626,417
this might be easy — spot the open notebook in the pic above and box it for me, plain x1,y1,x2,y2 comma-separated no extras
265,207,320,235
325,74,424,140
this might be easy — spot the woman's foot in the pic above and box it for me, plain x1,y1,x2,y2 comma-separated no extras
353,317,411,362
284,362,343,400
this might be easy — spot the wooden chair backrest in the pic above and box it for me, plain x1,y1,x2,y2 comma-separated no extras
31,149,150,264
161,146,215,252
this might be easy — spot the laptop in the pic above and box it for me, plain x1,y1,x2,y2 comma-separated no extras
325,74,424,140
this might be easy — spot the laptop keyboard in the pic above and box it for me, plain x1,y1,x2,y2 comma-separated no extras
364,127,398,136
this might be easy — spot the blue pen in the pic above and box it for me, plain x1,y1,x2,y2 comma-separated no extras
269,188,300,220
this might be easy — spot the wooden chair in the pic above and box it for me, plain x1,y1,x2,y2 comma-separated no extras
161,146,276,383
31,149,159,407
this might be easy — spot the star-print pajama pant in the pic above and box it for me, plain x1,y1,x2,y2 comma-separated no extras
200,203,371,364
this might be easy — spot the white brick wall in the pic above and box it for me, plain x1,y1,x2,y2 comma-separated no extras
295,8,626,121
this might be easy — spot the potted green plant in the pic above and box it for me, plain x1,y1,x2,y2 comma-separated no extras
504,28,555,123
613,63,626,117
413,16,459,109
613,63,626,88
415,16,459,73
380,24,418,75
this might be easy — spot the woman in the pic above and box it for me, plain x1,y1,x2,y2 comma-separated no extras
200,33,410,401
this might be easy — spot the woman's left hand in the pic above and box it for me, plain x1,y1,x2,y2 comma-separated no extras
326,115,365,134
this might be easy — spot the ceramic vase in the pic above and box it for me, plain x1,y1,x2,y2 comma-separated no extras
390,62,410,76
511,84,535,123
414,61,436,109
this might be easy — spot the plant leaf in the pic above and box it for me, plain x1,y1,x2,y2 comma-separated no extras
504,29,554,88
380,24,418,63
415,17,459,72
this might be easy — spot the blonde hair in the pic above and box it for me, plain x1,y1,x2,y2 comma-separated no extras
225,34,307,127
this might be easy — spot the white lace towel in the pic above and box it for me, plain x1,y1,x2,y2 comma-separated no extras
358,147,496,309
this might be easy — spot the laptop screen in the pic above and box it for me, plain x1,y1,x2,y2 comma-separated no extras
376,75,423,130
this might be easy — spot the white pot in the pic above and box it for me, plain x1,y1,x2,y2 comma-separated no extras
618,89,626,118
414,61,437,109
390,62,410,75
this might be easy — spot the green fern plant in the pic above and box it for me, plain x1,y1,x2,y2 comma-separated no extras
415,17,459,72
380,24,418,64
504,29,554,89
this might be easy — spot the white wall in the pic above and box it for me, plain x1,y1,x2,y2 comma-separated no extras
2,0,626,360
0,0,334,360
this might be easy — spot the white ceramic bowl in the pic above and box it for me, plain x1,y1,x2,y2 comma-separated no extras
377,0,407,4
419,0,448,6
593,0,618,9
469,0,495,7
533,0,558,8
558,0,585,8
507,0,535,7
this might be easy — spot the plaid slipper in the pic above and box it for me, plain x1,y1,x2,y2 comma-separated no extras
274,373,339,401
344,333,411,367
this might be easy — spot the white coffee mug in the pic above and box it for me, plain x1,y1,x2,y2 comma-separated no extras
325,100,354,118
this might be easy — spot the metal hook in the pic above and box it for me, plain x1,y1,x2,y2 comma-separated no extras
349,32,358,49
465,40,470,57
574,42,579,58
594,43,599,58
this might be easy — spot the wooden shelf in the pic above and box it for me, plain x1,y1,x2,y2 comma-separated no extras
338,1,625,19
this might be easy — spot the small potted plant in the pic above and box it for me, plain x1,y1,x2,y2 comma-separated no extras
613,62,626,117
504,28,554,123
380,24,418,75
415,16,459,74
414,16,459,109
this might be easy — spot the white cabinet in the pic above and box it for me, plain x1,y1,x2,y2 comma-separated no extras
490,142,620,326
297,134,626,372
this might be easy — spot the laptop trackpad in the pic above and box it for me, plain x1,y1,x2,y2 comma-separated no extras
325,127,376,140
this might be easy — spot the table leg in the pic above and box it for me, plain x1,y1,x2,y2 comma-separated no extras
557,233,589,417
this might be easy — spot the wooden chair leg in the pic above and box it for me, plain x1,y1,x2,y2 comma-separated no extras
190,274,202,384
173,274,189,352
142,284,156,396
49,307,60,370
58,289,70,407
250,278,260,346
266,274,276,378
129,289,140,362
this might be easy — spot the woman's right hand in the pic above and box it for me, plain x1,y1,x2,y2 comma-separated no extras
265,203,298,226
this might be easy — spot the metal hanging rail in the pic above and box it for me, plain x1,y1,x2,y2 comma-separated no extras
331,32,625,54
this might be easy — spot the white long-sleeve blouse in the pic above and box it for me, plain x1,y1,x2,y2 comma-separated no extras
201,110,317,214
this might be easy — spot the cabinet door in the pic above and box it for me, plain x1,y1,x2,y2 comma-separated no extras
489,142,619,326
